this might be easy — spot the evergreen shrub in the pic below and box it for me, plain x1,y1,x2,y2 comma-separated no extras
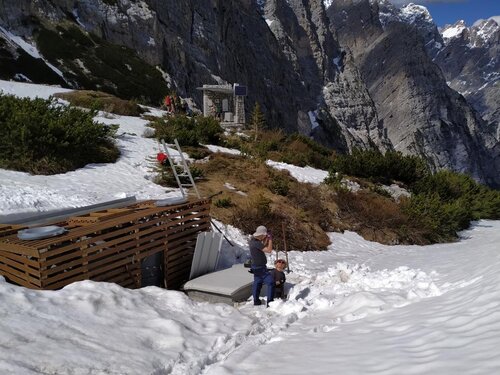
0,95,119,174
328,149,429,185
401,171,500,242
151,115,223,147
237,130,333,169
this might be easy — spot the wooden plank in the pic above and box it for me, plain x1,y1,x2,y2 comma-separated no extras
166,238,197,254
43,259,139,289
165,269,191,289
2,198,211,290
0,263,42,287
42,229,170,277
43,248,132,284
0,224,26,239
40,205,209,260
0,250,39,268
166,259,194,276
166,243,196,260
87,256,138,279
0,242,41,257
0,269,39,289
166,255,193,270
43,223,148,263
43,274,87,290
0,254,40,278
68,209,135,226
166,263,192,280
0,199,210,252
91,264,139,284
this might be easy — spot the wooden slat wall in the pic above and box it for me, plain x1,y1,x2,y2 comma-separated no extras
0,199,211,290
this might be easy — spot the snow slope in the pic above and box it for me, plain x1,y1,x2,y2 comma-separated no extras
1,222,500,374
1,80,500,374
207,222,500,374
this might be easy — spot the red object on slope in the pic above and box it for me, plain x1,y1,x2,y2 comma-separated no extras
156,152,168,164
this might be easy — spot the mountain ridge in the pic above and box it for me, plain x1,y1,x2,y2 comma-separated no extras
0,0,498,187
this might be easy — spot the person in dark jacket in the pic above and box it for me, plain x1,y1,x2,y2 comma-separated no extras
270,259,287,299
249,225,274,306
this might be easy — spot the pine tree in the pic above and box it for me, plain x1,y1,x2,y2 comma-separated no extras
250,102,265,141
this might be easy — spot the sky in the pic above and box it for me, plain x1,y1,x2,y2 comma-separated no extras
391,0,500,26
1,79,500,374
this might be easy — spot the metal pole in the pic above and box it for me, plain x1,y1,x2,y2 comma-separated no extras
282,222,290,273
211,219,234,247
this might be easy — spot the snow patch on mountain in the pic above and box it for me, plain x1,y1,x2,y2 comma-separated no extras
399,3,434,24
441,20,466,41
470,19,500,47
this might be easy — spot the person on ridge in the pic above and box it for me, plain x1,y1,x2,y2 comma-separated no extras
249,225,275,306
270,259,287,299
164,95,172,113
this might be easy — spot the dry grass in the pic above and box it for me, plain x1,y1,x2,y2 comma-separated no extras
193,152,434,247
195,153,332,250
334,189,436,245
54,90,144,116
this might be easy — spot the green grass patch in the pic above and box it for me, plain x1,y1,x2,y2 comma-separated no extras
0,94,119,174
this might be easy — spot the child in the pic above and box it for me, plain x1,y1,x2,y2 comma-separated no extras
270,259,287,299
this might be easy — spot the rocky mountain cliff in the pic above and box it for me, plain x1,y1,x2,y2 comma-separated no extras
374,1,499,130
328,0,499,187
0,0,498,186
436,19,499,129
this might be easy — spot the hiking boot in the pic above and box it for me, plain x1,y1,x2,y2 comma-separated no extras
254,300,262,306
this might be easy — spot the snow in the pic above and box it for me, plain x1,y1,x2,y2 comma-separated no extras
12,73,32,83
266,160,328,185
333,56,343,70
2,80,500,374
204,145,241,156
0,25,41,59
381,183,411,201
323,0,334,9
308,109,320,130
471,19,500,46
125,1,154,21
442,21,466,40
155,65,173,88
0,79,71,99
400,3,434,24
71,8,86,28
